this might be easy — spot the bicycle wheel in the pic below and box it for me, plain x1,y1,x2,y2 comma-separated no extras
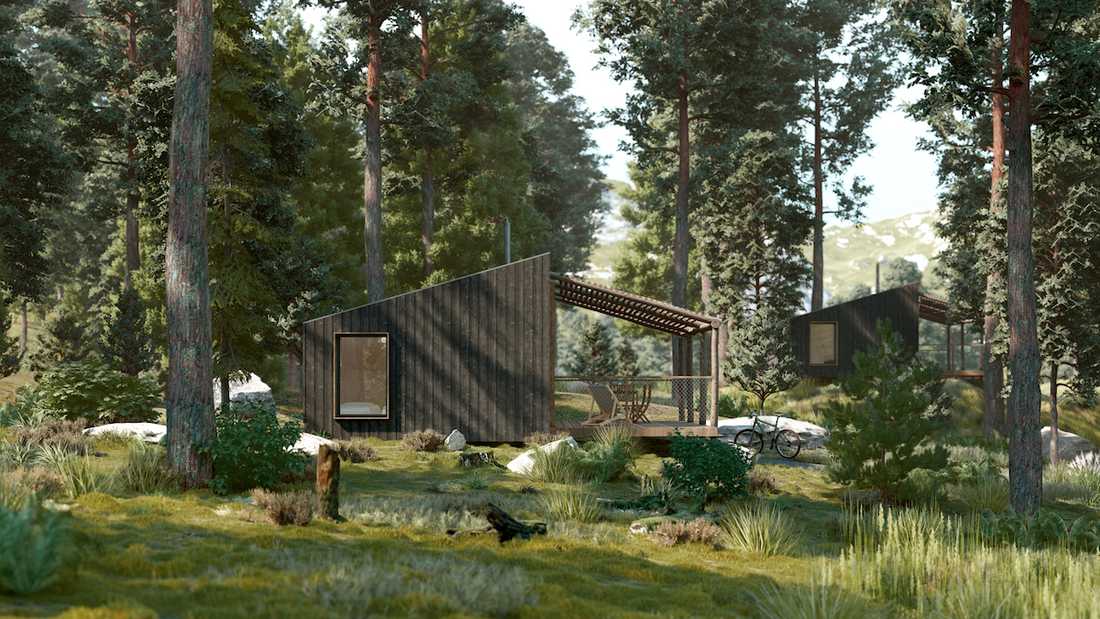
775,429,801,459
733,429,763,456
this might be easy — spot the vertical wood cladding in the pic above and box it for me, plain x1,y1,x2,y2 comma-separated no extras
302,254,553,442
790,284,921,379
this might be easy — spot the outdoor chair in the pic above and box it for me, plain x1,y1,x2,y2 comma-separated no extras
583,383,622,425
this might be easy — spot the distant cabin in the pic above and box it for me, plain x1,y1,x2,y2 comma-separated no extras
789,283,983,381
301,254,722,443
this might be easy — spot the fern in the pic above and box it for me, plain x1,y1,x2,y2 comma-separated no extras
0,501,68,594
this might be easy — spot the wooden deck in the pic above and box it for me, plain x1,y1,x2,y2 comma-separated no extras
559,421,719,439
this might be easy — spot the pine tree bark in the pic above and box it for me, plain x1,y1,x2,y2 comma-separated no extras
166,0,215,488
672,72,691,377
19,301,28,357
219,374,230,410
1005,0,1042,516
811,66,825,311
124,11,141,285
1048,362,1059,465
363,13,386,301
983,15,1007,438
419,10,434,280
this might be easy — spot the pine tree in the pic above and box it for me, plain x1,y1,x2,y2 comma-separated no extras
30,301,95,375
824,322,951,502
724,306,801,410
617,340,640,378
101,285,155,376
879,257,922,289
566,318,620,378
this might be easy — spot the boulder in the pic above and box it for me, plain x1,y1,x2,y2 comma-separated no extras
212,373,274,408
506,436,579,476
83,422,166,444
1041,426,1098,463
717,415,829,450
445,429,466,452
293,433,337,456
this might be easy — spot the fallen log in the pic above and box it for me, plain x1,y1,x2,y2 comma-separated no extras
445,502,547,543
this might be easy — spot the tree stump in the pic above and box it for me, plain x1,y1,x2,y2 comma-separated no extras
316,444,340,520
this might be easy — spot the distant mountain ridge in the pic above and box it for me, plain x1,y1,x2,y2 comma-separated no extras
582,210,946,303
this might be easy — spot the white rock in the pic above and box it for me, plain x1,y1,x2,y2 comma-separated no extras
83,422,166,443
506,436,580,476
445,429,466,452
292,432,337,456
1041,426,1097,463
212,373,274,408
717,415,829,450
83,423,335,457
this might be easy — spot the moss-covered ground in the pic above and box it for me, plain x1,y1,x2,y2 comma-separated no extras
1,438,855,619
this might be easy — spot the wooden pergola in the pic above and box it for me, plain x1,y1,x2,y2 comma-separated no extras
919,292,982,379
551,274,722,434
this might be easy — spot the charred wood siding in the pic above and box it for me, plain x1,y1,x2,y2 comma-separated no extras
303,254,553,442
790,284,921,378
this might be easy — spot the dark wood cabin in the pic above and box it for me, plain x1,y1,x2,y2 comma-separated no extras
790,283,980,380
302,253,722,442
302,254,554,442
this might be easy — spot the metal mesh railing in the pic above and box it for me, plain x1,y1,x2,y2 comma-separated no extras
554,376,713,425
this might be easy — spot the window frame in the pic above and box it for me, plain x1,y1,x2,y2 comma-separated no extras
332,331,391,420
808,321,839,367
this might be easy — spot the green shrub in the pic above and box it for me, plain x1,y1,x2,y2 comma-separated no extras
0,500,68,594
540,486,602,523
717,393,752,419
721,500,800,556
208,401,306,495
118,442,176,494
251,488,316,526
0,387,48,427
33,361,161,424
982,510,1100,551
400,429,445,452
823,323,951,503
651,517,722,547
334,439,379,463
661,433,750,507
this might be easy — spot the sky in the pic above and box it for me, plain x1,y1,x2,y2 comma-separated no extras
302,2,942,224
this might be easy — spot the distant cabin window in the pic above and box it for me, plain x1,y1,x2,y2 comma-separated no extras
809,322,837,366
335,333,389,419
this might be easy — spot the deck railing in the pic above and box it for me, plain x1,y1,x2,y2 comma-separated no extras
554,375,714,425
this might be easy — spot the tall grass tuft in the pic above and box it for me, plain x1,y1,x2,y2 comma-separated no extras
0,500,68,594
830,504,1100,617
528,443,584,484
117,442,177,494
582,423,635,482
721,500,800,556
540,486,602,523
750,569,881,619
950,475,1009,512
36,445,108,497
1044,461,1100,507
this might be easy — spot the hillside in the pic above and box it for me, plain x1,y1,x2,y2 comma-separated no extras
581,207,947,302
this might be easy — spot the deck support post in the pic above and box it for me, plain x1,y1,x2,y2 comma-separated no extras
946,322,954,371
709,326,719,428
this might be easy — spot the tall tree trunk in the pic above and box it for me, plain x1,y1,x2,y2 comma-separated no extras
1005,0,1041,516
166,0,215,488
219,374,231,410
124,11,141,286
811,65,825,311
419,10,434,280
700,270,724,386
672,73,691,376
19,300,28,357
363,13,385,301
1049,362,1059,465
983,15,1007,438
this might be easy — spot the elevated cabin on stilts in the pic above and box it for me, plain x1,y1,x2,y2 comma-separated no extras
301,254,722,443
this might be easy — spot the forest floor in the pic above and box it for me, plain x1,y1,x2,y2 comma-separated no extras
1,439,853,618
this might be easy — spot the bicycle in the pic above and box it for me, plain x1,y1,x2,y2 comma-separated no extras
733,412,802,459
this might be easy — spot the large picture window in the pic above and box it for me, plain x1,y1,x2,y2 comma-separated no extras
809,322,838,366
334,333,389,419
